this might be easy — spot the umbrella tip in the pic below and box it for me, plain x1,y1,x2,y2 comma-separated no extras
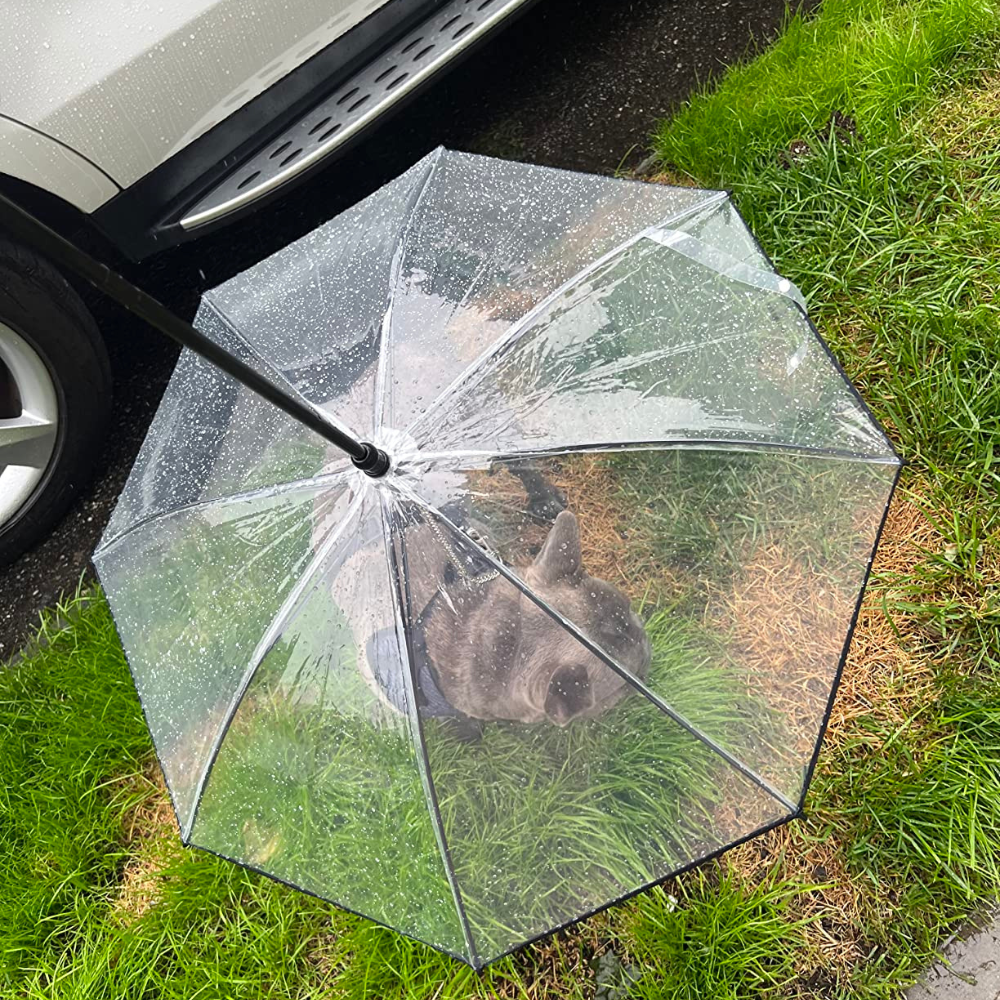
352,442,391,478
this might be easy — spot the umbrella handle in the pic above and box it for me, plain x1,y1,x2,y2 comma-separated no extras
0,191,390,477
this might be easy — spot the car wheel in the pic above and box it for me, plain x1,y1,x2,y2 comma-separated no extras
0,238,111,565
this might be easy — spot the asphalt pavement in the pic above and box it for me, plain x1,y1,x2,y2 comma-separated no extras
0,0,797,658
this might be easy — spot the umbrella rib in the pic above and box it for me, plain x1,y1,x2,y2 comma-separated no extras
372,151,442,433
182,489,367,840
641,228,808,312
404,491,798,815
410,438,902,469
94,470,352,559
380,491,480,967
403,190,731,440
204,298,366,444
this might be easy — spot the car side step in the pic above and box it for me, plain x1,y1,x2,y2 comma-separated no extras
180,0,535,230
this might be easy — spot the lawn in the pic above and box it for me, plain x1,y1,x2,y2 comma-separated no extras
3,0,1000,995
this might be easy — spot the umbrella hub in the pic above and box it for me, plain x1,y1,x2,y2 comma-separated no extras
357,425,427,481
351,441,391,478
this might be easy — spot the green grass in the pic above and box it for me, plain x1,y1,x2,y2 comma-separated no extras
619,872,818,1000
0,593,151,987
4,0,1000,994
654,0,999,185
647,0,1000,992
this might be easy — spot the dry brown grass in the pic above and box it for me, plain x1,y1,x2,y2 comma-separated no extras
713,766,799,842
715,541,853,761
725,822,873,978
618,495,938,984
922,70,1000,159
111,763,181,925
826,499,938,743
556,455,638,593
491,920,609,1000
554,453,688,606
469,455,689,606
718,494,941,981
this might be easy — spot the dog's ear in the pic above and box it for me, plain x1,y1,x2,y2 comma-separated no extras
544,663,593,726
531,511,582,584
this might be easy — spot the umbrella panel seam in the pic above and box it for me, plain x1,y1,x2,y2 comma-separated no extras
797,302,901,461
93,579,189,843
402,190,731,441
642,227,808,311
409,438,902,470
182,488,367,840
373,152,441,435
93,469,352,559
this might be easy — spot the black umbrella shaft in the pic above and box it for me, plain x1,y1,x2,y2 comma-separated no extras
0,192,390,475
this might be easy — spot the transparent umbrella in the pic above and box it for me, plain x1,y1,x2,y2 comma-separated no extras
43,149,904,966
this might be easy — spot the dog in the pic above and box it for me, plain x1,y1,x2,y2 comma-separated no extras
322,463,652,736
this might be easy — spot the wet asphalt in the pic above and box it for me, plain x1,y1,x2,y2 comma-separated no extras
0,0,799,658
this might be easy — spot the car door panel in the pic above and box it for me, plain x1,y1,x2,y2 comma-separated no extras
0,0,383,186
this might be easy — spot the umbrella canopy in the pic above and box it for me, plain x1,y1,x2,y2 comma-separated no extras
94,148,900,968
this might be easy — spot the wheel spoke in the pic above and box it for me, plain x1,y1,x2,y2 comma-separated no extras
0,411,57,468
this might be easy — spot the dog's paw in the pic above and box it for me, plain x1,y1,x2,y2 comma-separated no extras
439,715,485,743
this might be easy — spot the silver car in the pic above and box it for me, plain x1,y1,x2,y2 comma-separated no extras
0,0,538,563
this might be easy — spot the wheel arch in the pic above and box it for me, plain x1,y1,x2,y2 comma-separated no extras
0,173,119,261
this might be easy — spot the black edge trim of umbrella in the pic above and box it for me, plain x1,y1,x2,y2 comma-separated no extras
185,810,800,971
725,189,904,465
181,837,476,968
0,191,391,477
796,459,904,812
482,809,800,970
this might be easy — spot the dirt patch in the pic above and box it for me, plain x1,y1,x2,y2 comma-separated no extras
466,466,550,565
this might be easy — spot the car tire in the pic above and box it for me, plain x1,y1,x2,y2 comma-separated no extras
0,238,111,565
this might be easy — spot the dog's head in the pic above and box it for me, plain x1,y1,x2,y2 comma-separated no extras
427,510,652,726
520,510,651,725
